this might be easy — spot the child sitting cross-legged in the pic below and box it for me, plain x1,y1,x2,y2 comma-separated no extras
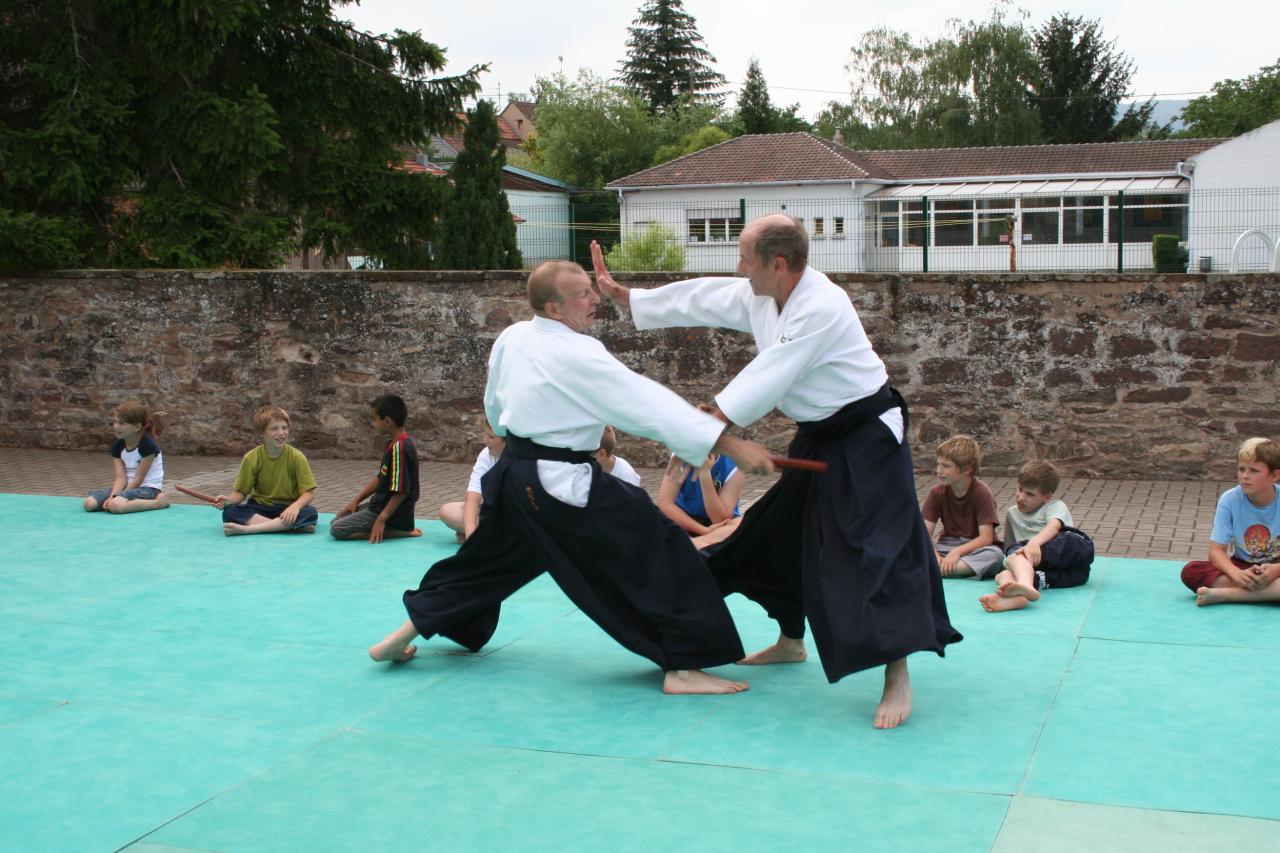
331,394,422,543
980,460,1094,613
214,404,319,536
1181,437,1280,606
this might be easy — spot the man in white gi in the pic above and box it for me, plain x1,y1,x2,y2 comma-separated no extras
591,215,961,727
370,260,776,695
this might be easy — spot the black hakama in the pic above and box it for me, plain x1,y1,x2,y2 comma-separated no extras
707,385,962,682
402,436,745,671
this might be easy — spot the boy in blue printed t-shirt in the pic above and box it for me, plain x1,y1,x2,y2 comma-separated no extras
1181,437,1280,606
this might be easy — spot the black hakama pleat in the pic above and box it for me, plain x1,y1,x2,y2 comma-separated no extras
402,448,744,671
708,387,962,683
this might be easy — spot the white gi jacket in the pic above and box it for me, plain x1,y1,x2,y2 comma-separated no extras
484,315,725,507
629,268,902,440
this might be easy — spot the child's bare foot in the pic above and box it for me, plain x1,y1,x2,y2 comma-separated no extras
368,640,418,663
663,670,749,694
980,593,1028,612
998,580,1040,601
1196,586,1227,606
738,635,807,665
223,522,251,536
874,659,912,729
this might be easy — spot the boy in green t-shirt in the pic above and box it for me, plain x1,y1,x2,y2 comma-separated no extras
214,404,318,535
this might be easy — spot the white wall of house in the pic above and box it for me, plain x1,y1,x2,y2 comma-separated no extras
615,181,1196,273
616,183,866,273
506,189,571,268
1187,120,1280,272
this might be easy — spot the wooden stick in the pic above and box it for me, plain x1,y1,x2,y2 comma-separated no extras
175,484,219,504
769,456,829,473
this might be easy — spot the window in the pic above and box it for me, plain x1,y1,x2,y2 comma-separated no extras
834,216,845,237
1063,196,1104,244
903,201,926,246
872,201,900,247
814,217,825,237
1020,197,1060,245
935,199,973,247
977,198,1014,246
1108,193,1188,243
687,212,745,243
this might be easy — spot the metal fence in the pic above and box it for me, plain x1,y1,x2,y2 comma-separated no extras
505,187,1280,274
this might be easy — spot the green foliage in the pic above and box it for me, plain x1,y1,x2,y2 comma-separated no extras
528,71,663,187
737,58,775,134
1030,15,1133,143
619,0,726,113
605,224,685,271
732,59,813,136
438,101,521,270
824,4,1173,149
653,125,729,165
529,72,732,184
1180,60,1280,137
935,5,1041,146
0,0,481,270
1152,234,1188,273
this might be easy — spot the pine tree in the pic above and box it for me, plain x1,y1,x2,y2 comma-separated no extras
0,1,481,269
618,0,726,113
439,100,521,270
737,58,775,134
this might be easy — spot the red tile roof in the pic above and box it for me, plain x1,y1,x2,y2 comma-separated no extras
606,132,1224,189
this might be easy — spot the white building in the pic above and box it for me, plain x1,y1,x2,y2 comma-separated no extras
1183,118,1280,272
605,131,1280,274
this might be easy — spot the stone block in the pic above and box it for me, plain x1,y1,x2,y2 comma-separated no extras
1122,387,1192,403
1234,334,1280,362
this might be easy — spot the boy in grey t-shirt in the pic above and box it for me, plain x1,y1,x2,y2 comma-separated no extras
980,460,1093,613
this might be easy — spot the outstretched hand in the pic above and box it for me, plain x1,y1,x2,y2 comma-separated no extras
590,240,630,306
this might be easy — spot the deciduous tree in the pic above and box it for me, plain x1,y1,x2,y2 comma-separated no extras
1181,60,1280,137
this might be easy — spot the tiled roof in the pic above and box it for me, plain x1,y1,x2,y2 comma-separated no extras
509,100,536,120
608,133,890,188
860,138,1222,180
607,133,1224,189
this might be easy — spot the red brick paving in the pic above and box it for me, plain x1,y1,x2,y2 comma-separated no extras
0,448,1226,561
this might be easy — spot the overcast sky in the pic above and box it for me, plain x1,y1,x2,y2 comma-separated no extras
341,0,1275,120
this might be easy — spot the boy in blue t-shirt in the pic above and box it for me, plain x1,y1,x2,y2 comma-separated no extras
1182,437,1280,606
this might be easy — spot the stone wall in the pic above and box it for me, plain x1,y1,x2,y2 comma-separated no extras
2,269,1276,479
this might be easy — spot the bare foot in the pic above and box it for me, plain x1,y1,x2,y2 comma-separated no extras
980,593,1028,612
368,641,418,663
738,635,807,665
875,659,912,729
998,580,1040,602
223,522,252,536
1196,586,1226,606
663,669,749,694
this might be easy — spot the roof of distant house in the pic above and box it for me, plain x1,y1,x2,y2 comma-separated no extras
605,132,1224,189
508,100,536,121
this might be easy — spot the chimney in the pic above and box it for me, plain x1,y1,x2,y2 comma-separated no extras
833,128,844,146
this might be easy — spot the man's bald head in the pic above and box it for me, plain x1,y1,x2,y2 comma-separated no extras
527,261,583,312
745,214,808,274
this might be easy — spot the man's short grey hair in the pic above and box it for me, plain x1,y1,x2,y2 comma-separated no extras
752,216,808,273
527,261,582,312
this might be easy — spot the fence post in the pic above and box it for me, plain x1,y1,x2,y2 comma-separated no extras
1116,191,1124,274
922,197,930,273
